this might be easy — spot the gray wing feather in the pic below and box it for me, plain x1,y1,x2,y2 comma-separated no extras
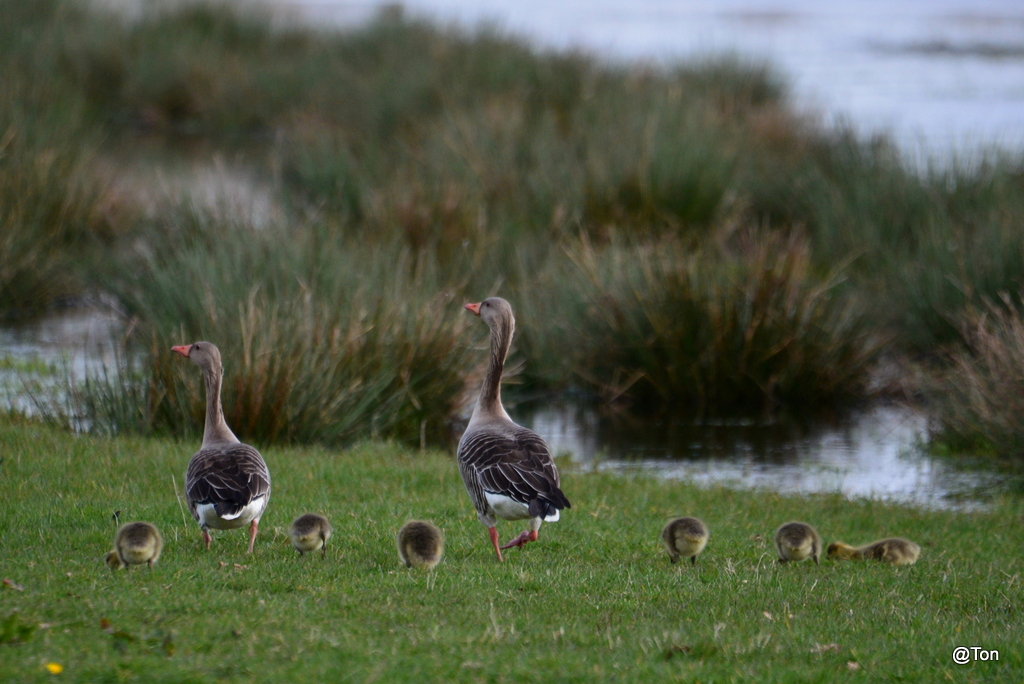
185,444,271,520
457,427,570,517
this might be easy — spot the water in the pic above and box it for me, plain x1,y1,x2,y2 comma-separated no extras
517,401,1001,509
0,309,124,415
279,0,1024,160
0,309,123,376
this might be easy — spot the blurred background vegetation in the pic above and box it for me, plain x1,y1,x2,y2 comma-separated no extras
4,0,1024,460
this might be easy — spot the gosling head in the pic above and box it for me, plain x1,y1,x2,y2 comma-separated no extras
826,541,851,559
105,551,124,571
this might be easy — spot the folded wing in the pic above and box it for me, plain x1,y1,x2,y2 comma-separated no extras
459,428,571,519
185,444,271,520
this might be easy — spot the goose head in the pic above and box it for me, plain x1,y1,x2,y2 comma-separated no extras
171,341,223,374
465,297,515,334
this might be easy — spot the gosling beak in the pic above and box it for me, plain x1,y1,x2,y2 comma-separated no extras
171,345,191,357
465,302,481,316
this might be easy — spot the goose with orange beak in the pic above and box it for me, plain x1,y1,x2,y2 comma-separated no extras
172,342,271,553
456,298,570,561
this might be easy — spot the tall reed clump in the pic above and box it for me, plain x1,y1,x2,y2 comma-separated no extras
928,298,1024,462
0,81,106,318
66,214,474,446
519,230,881,416
870,161,1024,352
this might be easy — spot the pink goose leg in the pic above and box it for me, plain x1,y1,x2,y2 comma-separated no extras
501,529,538,550
247,519,259,554
488,527,504,562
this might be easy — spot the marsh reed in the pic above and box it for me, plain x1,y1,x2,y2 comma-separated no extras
5,0,1024,452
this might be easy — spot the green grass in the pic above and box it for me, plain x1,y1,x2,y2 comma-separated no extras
0,417,1020,682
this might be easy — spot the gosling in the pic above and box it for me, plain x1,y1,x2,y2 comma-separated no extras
397,520,444,570
105,522,163,570
775,521,822,565
661,516,709,565
289,513,333,557
827,537,921,565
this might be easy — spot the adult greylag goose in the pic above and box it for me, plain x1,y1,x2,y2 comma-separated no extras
775,521,822,565
827,537,920,565
105,522,163,570
172,342,271,554
457,297,571,562
289,513,333,557
662,516,709,565
397,520,444,570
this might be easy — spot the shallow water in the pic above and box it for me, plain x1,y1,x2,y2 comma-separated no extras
516,401,1001,509
0,308,122,376
0,309,124,415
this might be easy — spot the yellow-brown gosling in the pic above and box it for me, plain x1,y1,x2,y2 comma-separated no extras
661,517,709,565
289,513,333,557
827,537,921,565
775,521,822,565
105,522,163,570
397,520,444,570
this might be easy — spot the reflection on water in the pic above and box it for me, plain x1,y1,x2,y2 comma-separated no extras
0,309,123,376
517,401,1001,509
0,309,124,414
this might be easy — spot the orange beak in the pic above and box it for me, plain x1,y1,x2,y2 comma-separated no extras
465,302,481,316
171,345,191,357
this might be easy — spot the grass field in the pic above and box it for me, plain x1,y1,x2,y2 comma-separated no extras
0,417,1019,682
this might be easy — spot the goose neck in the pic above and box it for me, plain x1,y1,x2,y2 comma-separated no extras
476,317,513,419
202,365,239,447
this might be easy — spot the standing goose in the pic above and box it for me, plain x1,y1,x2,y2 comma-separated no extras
457,297,571,562
172,342,271,554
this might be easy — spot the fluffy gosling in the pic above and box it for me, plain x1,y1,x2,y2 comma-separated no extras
827,537,921,565
105,522,163,570
289,513,333,557
397,520,444,570
775,521,822,565
661,517,709,565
